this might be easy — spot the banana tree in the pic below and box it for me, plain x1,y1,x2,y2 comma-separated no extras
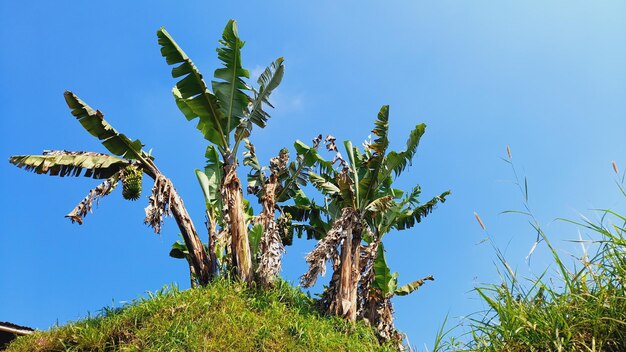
9,92,213,285
300,105,450,326
243,135,325,287
357,178,450,343
157,20,284,283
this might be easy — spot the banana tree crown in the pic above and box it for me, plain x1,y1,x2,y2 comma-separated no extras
157,20,284,159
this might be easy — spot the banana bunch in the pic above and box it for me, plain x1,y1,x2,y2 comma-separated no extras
121,165,143,201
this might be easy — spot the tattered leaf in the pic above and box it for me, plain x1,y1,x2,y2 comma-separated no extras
394,275,434,296
243,139,265,196
309,171,340,197
9,151,129,179
385,123,426,178
394,191,450,230
66,170,121,224
365,195,393,214
248,57,284,128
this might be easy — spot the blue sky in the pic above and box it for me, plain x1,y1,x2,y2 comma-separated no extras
1,1,625,348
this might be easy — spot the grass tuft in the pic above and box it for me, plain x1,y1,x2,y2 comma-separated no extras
440,156,626,352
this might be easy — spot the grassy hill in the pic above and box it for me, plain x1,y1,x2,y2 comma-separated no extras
7,279,394,351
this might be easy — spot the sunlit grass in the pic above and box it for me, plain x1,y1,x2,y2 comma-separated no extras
467,213,626,352
7,279,394,351
436,156,626,352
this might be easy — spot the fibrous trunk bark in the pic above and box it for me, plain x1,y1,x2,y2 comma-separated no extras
357,238,379,316
163,178,212,285
358,239,403,348
206,211,218,279
222,164,253,283
144,172,212,286
361,289,402,348
187,258,198,288
329,213,362,321
257,174,285,288
302,208,361,320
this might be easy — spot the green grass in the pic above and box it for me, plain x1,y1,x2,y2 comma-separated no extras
465,214,626,352
438,160,626,352
7,279,394,351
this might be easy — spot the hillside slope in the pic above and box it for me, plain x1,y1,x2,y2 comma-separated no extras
6,279,394,351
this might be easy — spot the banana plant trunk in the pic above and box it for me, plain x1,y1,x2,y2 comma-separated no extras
362,289,402,346
207,212,218,279
257,174,284,288
186,258,198,288
331,223,362,321
143,163,212,286
166,181,212,285
222,164,253,283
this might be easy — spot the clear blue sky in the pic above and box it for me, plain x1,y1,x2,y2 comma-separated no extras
1,1,625,348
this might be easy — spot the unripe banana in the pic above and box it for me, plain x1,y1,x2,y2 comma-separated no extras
121,165,143,201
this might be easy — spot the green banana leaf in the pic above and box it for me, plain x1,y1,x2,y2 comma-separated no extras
309,172,340,197
64,92,149,160
373,243,398,296
213,20,250,139
385,123,426,177
249,223,263,257
247,57,284,129
394,276,434,296
203,145,224,205
243,139,265,195
169,240,188,259
158,28,227,147
394,191,450,230
358,105,390,209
